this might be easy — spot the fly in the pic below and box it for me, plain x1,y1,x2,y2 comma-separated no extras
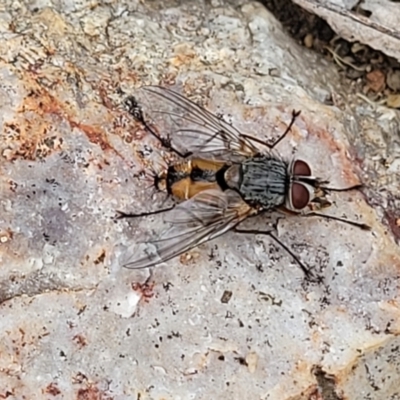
118,86,370,279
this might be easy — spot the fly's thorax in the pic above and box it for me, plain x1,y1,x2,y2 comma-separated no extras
169,177,220,200
237,155,288,209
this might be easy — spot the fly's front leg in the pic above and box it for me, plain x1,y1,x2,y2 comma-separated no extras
240,109,301,150
277,205,371,231
269,109,301,149
300,212,371,230
322,183,364,192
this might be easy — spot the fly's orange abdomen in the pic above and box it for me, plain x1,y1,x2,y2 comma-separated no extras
165,158,227,201
170,178,220,200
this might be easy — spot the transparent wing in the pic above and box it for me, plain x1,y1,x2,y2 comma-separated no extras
132,85,260,158
121,189,255,269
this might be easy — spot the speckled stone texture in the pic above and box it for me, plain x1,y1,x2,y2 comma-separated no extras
0,1,399,399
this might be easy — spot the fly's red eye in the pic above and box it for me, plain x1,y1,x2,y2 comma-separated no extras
293,160,311,176
291,182,310,210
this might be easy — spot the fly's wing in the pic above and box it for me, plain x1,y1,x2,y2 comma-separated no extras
121,189,255,269
131,85,259,159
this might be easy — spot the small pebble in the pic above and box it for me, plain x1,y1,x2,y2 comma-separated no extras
304,33,313,48
387,69,400,91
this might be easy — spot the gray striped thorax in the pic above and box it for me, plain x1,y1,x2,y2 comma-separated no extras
237,155,288,209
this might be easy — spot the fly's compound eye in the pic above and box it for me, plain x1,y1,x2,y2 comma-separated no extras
287,159,313,210
292,159,311,176
290,182,311,210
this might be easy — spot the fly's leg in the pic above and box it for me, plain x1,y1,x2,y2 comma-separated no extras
131,268,155,302
116,205,175,219
269,110,301,149
130,269,155,317
233,227,321,282
125,96,192,158
306,184,370,230
241,110,301,150
323,183,363,192
301,212,371,230
277,196,371,231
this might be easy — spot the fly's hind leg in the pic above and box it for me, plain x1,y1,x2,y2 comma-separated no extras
233,227,321,283
124,96,192,158
116,205,176,220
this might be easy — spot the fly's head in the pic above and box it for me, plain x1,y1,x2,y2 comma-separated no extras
285,159,331,212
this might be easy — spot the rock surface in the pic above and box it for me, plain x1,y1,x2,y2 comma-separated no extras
0,0,399,399
293,0,400,61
